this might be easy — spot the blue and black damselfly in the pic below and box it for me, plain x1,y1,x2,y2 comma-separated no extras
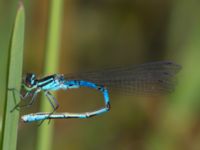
11,61,181,123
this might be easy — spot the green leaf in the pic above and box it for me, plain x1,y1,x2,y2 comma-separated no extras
0,2,25,150
36,1,63,150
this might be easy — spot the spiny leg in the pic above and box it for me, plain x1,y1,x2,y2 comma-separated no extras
20,92,38,108
43,91,60,124
45,91,59,113
10,91,38,112
23,88,41,108
9,88,32,112
8,88,30,99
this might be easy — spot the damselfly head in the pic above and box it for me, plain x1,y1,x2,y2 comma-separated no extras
23,73,37,88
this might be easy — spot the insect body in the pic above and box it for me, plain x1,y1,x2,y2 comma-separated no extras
19,73,110,122
14,61,181,123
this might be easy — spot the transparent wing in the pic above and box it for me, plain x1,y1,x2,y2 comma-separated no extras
64,61,181,94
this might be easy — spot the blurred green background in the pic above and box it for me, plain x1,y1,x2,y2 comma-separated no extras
1,0,200,150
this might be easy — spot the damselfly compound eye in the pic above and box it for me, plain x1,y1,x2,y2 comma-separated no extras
25,73,36,87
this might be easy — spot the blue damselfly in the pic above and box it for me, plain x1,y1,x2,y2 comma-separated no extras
11,61,181,123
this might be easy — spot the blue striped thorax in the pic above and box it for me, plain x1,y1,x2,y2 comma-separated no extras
22,73,66,92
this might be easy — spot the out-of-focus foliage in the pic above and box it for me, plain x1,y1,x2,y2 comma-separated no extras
0,0,200,150
36,1,63,150
1,3,25,150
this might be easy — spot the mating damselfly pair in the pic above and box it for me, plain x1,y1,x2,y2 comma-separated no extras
12,61,181,123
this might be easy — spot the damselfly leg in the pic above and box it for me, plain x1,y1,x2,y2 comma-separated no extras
9,88,33,112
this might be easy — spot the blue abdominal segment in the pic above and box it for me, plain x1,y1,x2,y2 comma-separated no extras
22,113,48,122
63,80,110,110
22,108,110,123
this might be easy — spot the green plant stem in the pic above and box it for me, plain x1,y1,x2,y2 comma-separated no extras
36,1,63,150
0,2,25,150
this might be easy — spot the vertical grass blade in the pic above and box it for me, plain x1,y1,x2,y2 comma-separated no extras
0,2,25,150
36,1,63,150
0,1,18,143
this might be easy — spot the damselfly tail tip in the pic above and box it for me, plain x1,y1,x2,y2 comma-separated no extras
21,115,29,123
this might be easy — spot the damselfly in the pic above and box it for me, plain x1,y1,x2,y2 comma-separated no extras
12,61,181,123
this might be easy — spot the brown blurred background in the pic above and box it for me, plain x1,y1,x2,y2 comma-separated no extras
1,0,200,150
